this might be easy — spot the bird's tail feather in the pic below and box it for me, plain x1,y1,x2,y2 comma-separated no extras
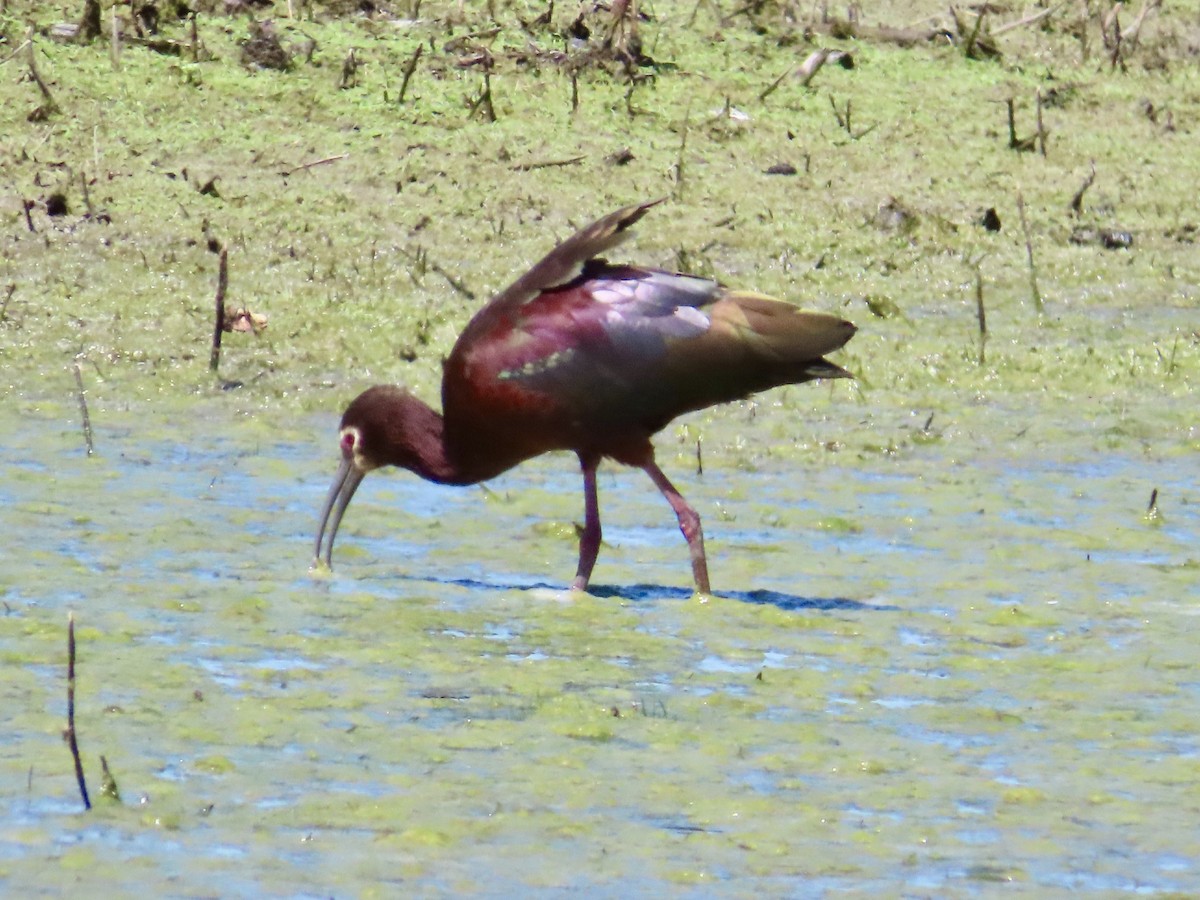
717,291,857,362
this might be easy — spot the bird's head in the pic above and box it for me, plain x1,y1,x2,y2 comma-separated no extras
313,385,444,571
334,385,405,475
312,386,405,571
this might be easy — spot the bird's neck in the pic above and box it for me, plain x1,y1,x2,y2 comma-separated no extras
372,388,523,487
371,393,479,485
358,386,530,485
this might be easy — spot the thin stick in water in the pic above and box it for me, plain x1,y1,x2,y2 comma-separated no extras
975,266,987,366
72,362,94,456
1015,191,1044,314
66,612,92,811
209,245,228,373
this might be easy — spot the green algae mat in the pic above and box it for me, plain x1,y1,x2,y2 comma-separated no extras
2,1,1198,895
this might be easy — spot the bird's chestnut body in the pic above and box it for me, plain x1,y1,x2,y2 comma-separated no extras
315,200,856,593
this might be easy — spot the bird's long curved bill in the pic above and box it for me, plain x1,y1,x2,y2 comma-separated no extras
314,458,365,569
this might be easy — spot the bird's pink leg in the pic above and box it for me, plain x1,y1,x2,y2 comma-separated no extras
572,454,602,591
643,461,711,594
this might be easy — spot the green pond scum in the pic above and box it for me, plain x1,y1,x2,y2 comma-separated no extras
1,0,1198,895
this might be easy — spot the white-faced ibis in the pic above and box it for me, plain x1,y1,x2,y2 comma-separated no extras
314,200,856,593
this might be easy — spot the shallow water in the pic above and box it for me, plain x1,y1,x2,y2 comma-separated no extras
2,400,1197,896
3,0,1199,891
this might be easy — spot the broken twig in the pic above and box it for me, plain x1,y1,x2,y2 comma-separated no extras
829,95,877,140
397,43,423,104
1036,88,1047,157
1016,191,1044,314
338,48,358,89
993,4,1062,36
1069,161,1096,216
511,155,585,172
110,4,120,70
66,613,91,811
210,246,228,373
468,60,497,122
974,264,987,367
282,153,348,177
795,49,832,87
72,362,94,457
1006,97,1035,151
26,27,60,117
759,63,792,102
401,246,475,300
0,284,15,321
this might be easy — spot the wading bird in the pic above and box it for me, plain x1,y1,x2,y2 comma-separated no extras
314,200,856,593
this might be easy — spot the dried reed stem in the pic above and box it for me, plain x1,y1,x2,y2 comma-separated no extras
209,246,228,373
66,613,91,811
72,362,94,456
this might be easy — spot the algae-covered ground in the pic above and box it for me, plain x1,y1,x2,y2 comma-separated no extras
1,0,1198,895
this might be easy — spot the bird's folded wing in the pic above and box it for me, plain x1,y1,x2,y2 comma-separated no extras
484,199,664,316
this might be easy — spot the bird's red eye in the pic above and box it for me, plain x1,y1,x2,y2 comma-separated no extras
339,430,357,456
